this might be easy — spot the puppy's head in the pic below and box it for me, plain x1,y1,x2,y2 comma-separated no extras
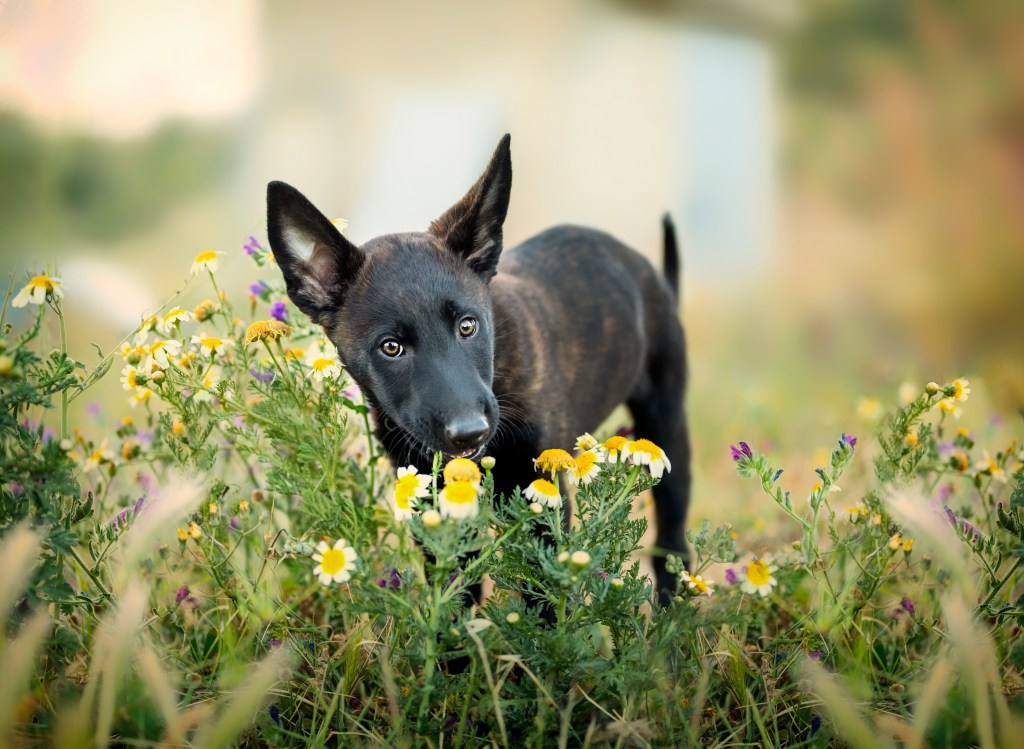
266,135,512,462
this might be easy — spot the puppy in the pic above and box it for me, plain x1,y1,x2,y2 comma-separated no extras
266,134,691,600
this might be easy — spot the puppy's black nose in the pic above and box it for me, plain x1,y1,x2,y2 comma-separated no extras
445,415,489,452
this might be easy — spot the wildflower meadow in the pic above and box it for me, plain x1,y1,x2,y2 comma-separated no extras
1,240,1022,748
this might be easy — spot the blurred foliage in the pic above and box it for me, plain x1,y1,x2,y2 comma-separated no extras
0,112,234,253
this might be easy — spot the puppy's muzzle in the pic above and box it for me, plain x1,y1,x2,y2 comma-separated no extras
443,415,490,459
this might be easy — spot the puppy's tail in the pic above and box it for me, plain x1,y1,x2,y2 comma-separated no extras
661,213,681,301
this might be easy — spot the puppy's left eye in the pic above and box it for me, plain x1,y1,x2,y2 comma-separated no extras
458,317,478,338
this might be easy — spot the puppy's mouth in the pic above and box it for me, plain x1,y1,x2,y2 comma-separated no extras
443,445,487,462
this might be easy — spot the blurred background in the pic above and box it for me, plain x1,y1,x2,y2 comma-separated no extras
2,0,1022,540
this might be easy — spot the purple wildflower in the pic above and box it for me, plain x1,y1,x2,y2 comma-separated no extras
268,703,281,726
944,505,959,528
132,495,146,514
841,433,857,448
724,568,739,585
594,569,609,581
267,638,283,650
249,366,275,383
269,301,288,322
229,517,240,531
376,566,401,589
248,280,269,297
772,468,784,482
176,585,190,603
243,235,262,256
900,596,915,615
808,649,824,661
730,442,754,461
810,715,822,737
42,427,56,443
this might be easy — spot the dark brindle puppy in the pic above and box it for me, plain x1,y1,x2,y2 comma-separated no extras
266,134,691,600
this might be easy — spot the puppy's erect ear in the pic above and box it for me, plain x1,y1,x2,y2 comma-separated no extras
266,181,364,325
429,134,512,280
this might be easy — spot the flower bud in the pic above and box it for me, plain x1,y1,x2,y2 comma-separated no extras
557,551,570,563
481,456,496,470
0,355,13,376
505,612,520,624
529,502,543,515
610,577,624,589
925,382,940,394
59,439,73,452
422,509,442,528
570,550,591,567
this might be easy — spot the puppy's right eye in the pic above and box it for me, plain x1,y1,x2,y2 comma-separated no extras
380,339,404,358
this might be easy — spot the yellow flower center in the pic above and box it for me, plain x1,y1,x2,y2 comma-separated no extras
28,275,56,291
163,307,187,323
690,576,709,594
244,320,291,344
199,337,222,350
444,458,482,485
574,450,598,473
394,474,421,509
194,250,218,264
126,370,139,387
602,435,628,454
535,448,575,473
319,547,347,576
746,560,771,587
310,357,334,372
629,438,663,460
444,481,478,506
530,478,559,497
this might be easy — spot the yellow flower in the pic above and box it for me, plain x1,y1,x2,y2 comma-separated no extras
601,435,630,460
575,432,598,451
846,502,867,523
439,480,480,519
148,339,182,369
191,332,230,358
244,319,291,345
888,532,903,551
952,378,971,402
392,466,430,520
208,503,218,515
190,249,221,276
12,274,63,307
627,438,671,479
905,430,918,446
681,571,714,598
974,452,1007,483
306,350,341,381
902,538,914,553
534,448,575,474
239,500,250,512
158,307,192,335
172,420,185,435
120,365,143,391
951,451,969,472
856,396,882,422
443,458,482,486
937,398,962,419
741,559,777,596
193,299,219,322
188,522,202,539
312,538,358,584
176,528,188,542
568,450,601,486
524,478,560,508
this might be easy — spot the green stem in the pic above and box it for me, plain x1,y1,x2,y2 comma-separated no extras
68,546,112,602
979,557,1023,612
57,299,69,441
